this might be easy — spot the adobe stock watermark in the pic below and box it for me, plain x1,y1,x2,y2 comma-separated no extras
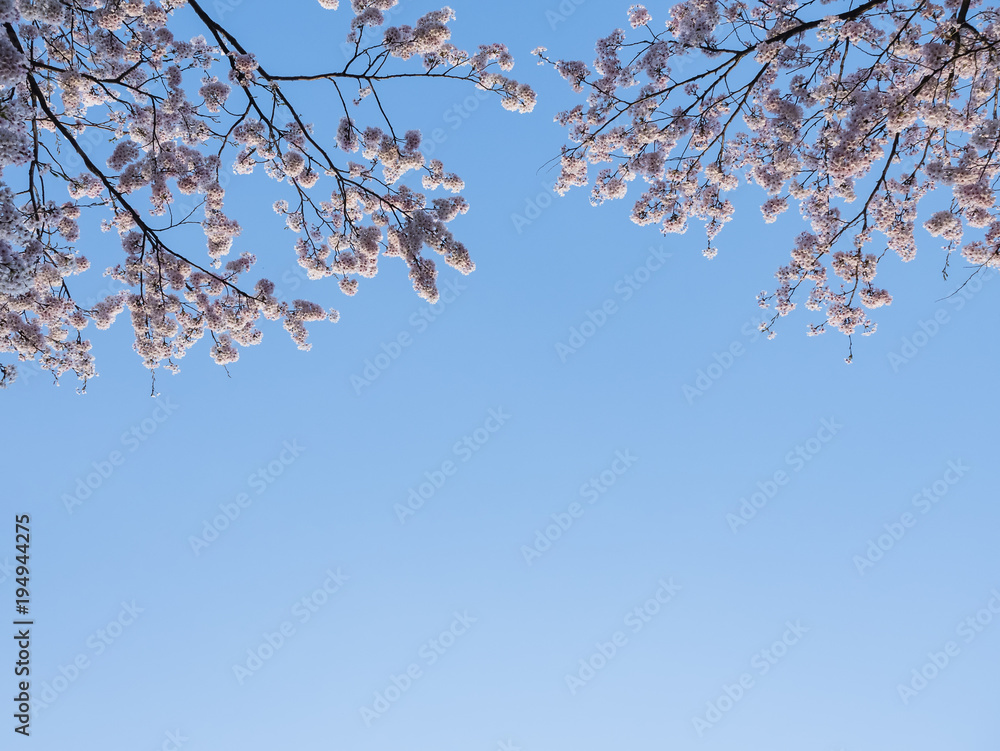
188,440,306,555
0,358,45,388
359,611,477,726
683,312,770,404
521,449,638,564
210,0,248,21
887,267,995,372
232,567,349,684
692,620,809,736
62,396,180,513
395,408,510,523
350,278,466,395
897,587,1000,705
564,577,681,694
726,418,842,533
35,601,143,713
414,86,495,158
546,0,587,30
555,245,671,362
149,730,189,751
0,557,15,584
854,459,971,575
510,181,559,234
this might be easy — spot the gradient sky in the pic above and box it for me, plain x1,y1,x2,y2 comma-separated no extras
3,1,1000,750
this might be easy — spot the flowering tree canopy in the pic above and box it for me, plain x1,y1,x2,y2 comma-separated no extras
0,0,534,390
540,0,1000,353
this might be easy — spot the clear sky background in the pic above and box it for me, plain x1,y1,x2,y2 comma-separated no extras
3,1,1000,750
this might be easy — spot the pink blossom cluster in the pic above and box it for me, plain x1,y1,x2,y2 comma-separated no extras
628,5,652,29
543,0,1000,344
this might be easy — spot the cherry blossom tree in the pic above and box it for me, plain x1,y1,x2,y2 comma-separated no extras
0,0,534,390
539,0,1000,357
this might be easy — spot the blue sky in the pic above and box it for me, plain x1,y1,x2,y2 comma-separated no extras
3,1,1000,750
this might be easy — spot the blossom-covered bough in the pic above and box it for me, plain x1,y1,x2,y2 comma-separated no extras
540,0,1000,358
0,0,534,391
